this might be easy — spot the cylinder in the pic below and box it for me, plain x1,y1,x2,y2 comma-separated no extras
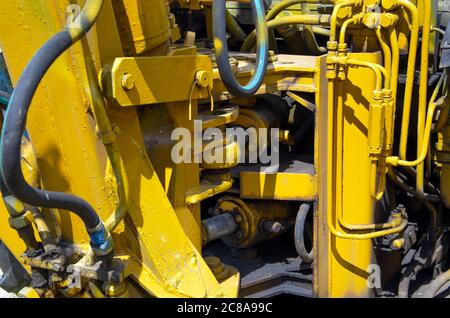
112,0,171,56
202,213,238,244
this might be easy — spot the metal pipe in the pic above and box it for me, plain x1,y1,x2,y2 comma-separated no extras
398,0,420,160
201,213,238,244
330,0,358,42
225,9,247,42
388,72,447,167
327,80,407,238
416,0,432,194
82,38,129,233
241,14,331,52
375,28,392,89
266,0,325,21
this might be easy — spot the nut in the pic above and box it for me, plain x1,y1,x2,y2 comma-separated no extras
121,73,135,91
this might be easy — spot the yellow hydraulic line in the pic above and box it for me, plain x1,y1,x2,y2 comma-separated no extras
225,9,247,42
335,81,397,231
389,28,400,107
67,0,104,41
388,73,447,167
330,0,358,42
398,0,419,160
266,0,324,21
312,26,331,36
82,41,129,233
327,78,402,239
346,59,385,90
241,14,331,52
327,198,408,240
338,17,355,44
416,0,432,194
433,98,449,133
384,28,399,155
375,28,391,89
369,158,387,201
388,98,446,167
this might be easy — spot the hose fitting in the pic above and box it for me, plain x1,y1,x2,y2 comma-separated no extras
88,222,114,257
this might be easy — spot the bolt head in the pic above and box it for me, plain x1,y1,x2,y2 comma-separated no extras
121,73,135,91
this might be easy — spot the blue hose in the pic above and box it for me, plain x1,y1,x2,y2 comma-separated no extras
213,0,269,98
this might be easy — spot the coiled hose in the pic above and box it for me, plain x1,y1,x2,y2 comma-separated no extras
0,0,113,257
213,0,269,98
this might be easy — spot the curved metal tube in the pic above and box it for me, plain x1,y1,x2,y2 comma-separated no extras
294,203,313,263
241,14,331,52
421,268,450,298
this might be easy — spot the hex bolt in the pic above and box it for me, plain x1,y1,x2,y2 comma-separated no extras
121,73,135,91
262,220,284,233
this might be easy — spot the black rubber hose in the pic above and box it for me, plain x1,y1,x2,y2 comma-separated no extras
1,31,100,230
0,1,111,256
0,175,40,251
294,202,313,263
213,0,269,98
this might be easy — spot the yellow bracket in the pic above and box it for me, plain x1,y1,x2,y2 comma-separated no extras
109,55,214,106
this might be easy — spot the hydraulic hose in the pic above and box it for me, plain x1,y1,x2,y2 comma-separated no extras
0,0,113,257
294,203,313,263
421,268,450,298
0,91,10,108
213,0,269,98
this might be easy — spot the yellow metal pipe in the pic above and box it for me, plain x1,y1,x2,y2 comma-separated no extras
241,14,331,52
416,0,432,194
375,28,391,90
346,59,385,90
327,199,408,239
335,81,396,230
369,158,387,201
390,28,399,100
266,0,323,21
330,0,358,42
398,0,420,160
388,73,447,167
339,18,355,44
82,40,129,232
388,98,444,167
225,8,247,42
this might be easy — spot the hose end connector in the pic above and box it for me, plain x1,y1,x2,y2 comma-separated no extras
88,222,114,257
